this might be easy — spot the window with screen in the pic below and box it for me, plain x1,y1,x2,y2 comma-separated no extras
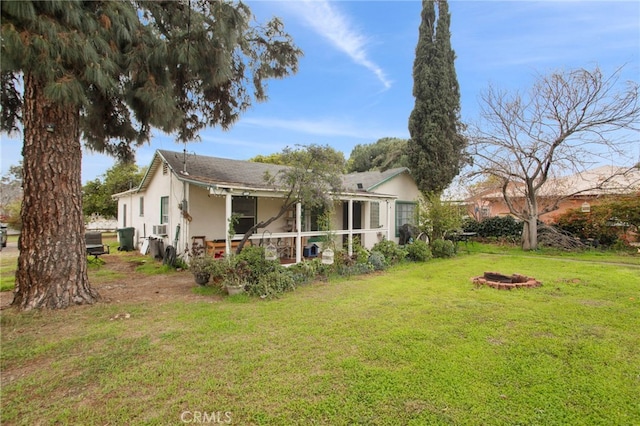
395,202,416,237
370,202,380,228
232,197,256,234
160,196,169,224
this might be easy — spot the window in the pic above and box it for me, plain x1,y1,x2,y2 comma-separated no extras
480,206,490,218
160,196,169,224
232,197,256,234
395,202,416,237
370,202,380,228
123,204,127,227
139,196,144,217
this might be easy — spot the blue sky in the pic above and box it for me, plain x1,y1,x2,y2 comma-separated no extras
1,1,639,183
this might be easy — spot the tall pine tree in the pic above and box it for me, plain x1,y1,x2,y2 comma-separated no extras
408,0,465,194
1,1,301,310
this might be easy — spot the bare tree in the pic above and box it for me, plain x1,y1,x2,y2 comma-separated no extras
467,66,639,250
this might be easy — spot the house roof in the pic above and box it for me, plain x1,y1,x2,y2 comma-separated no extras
116,149,410,199
470,165,640,200
157,149,290,190
343,167,411,192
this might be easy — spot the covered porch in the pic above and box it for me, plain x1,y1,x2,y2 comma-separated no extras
188,183,397,263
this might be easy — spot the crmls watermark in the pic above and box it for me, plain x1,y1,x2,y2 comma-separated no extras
180,411,232,424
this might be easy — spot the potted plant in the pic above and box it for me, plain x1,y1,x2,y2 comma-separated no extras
222,255,251,295
189,254,214,286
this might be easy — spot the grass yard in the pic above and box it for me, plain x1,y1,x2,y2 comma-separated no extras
1,246,639,425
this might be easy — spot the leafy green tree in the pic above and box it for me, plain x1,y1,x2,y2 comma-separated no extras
1,1,301,310
249,153,288,165
236,144,345,252
408,0,466,194
415,192,463,242
347,137,408,173
83,163,146,218
0,164,22,224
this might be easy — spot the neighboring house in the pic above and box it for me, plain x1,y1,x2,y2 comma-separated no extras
113,149,421,262
467,166,640,223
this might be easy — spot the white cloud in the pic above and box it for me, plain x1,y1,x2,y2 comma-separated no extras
283,0,392,90
242,116,376,139
242,118,408,141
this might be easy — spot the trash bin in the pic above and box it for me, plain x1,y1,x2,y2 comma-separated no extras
117,227,135,251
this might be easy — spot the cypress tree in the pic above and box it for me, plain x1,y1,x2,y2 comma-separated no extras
408,0,466,194
1,0,301,310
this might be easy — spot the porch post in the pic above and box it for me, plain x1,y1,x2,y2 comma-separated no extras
225,192,232,254
387,201,392,241
362,201,371,249
295,202,302,263
348,199,353,256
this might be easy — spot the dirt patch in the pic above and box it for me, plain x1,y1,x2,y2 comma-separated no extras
0,244,221,309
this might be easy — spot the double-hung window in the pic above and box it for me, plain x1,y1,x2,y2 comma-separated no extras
370,202,380,228
395,202,416,237
160,196,169,224
232,197,256,234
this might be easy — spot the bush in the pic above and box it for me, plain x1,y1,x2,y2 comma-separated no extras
287,259,320,285
431,239,455,258
554,206,622,247
463,216,521,239
368,251,386,271
236,245,279,283
338,262,374,277
248,270,296,299
406,239,432,262
371,239,406,266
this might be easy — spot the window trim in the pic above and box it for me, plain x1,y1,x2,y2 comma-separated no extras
395,201,416,237
370,201,380,229
160,196,169,224
232,196,257,235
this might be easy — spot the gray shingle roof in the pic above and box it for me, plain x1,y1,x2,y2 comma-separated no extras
343,168,410,192
143,149,408,196
158,149,289,189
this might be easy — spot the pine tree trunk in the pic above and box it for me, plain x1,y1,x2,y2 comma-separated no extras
12,73,100,310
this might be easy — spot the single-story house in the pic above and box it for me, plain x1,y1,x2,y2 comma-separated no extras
113,149,421,262
466,165,640,223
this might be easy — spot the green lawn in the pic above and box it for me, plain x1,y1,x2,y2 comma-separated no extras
1,248,639,425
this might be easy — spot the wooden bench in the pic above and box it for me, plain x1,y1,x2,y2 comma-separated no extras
85,232,110,259
206,240,251,258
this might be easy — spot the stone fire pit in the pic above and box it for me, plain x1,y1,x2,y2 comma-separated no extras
472,272,541,290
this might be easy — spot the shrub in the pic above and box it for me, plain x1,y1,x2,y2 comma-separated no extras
431,239,455,258
236,245,279,283
371,239,406,266
352,243,371,264
287,259,320,285
556,197,640,246
249,270,296,299
463,216,521,239
368,251,386,271
406,240,432,262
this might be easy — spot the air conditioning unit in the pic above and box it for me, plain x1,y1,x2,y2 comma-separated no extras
152,225,168,236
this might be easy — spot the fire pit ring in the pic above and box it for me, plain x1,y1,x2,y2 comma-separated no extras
472,272,541,290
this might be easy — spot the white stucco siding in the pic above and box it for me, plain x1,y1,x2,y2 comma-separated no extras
188,187,227,241
374,173,421,202
371,172,421,243
257,197,289,233
116,163,185,250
